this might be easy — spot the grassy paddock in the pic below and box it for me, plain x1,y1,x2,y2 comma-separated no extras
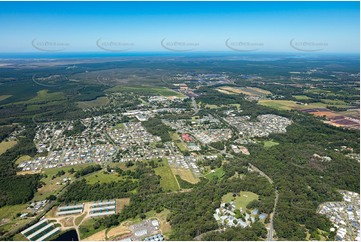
0,140,17,155
222,191,259,211
154,160,179,191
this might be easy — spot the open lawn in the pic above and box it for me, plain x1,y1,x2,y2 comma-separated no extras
264,140,279,148
0,140,17,155
154,160,179,191
77,96,109,109
171,167,199,184
222,191,259,211
205,167,225,180
85,171,123,184
107,86,185,97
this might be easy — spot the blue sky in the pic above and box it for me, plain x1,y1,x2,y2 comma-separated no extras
0,1,359,53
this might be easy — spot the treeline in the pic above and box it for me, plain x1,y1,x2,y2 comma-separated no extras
203,221,267,240
0,126,41,208
63,120,86,137
58,179,137,203
0,174,41,207
142,118,172,142
74,164,102,178
0,125,15,142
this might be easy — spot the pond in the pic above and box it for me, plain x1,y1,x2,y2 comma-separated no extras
53,229,79,241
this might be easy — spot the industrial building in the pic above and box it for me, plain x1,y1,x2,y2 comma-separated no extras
57,203,84,216
21,219,60,241
89,199,116,217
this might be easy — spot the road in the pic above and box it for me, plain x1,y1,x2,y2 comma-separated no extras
192,97,199,114
249,164,278,241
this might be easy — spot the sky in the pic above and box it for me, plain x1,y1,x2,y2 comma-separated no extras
0,1,359,54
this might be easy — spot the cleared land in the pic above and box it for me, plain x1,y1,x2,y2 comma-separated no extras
205,167,225,180
264,140,279,148
107,86,185,97
79,218,105,240
154,160,179,191
170,132,188,152
77,96,109,109
116,198,131,213
258,100,331,111
217,86,271,96
222,191,259,211
171,167,199,184
107,224,131,239
293,95,311,100
85,171,123,184
15,155,32,165
0,95,12,101
0,140,17,155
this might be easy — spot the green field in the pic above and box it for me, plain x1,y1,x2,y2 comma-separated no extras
154,160,179,191
0,140,17,155
0,204,28,221
222,191,259,211
293,95,311,100
205,167,225,180
78,218,105,240
107,86,185,97
113,123,125,129
259,99,350,111
77,96,109,109
20,90,65,104
85,171,123,184
263,140,279,148
170,132,188,152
